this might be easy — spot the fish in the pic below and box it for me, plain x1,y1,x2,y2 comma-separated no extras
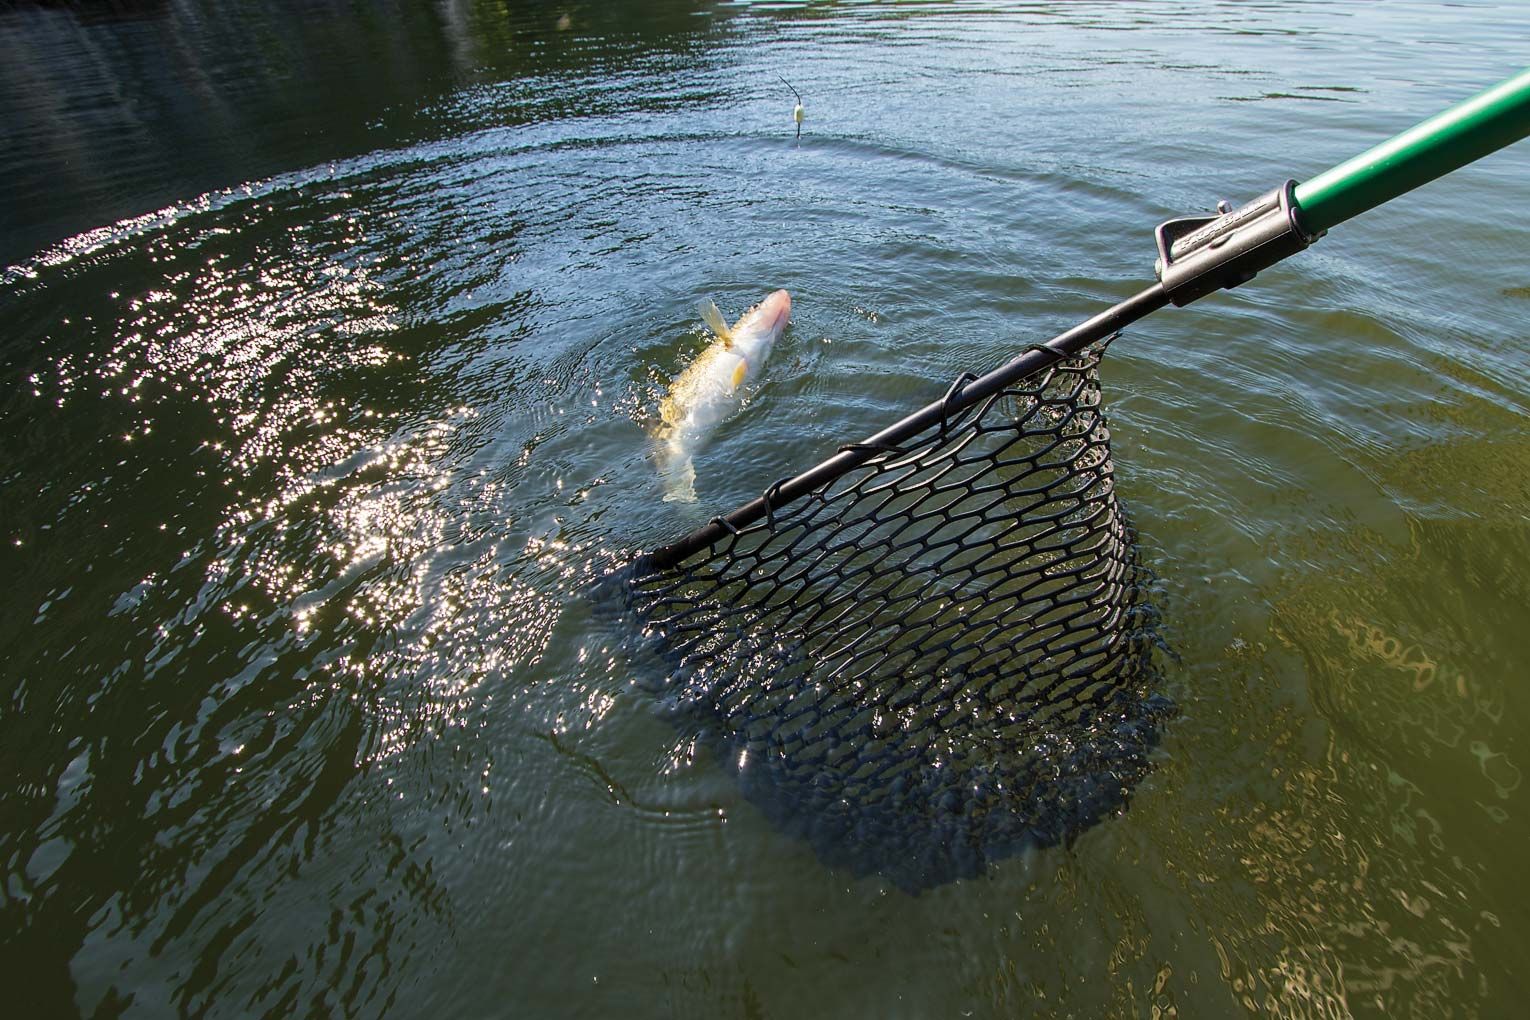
657,289,792,502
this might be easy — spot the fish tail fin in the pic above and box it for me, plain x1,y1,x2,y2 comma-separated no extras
698,299,733,344
660,441,697,503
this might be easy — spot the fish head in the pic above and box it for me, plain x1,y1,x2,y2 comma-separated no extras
730,289,791,362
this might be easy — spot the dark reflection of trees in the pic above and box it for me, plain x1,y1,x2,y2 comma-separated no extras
10,0,172,23
0,0,719,264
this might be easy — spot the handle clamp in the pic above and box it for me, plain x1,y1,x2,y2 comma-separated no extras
1154,180,1324,306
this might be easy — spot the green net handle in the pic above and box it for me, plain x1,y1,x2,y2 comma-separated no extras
1293,66,1530,234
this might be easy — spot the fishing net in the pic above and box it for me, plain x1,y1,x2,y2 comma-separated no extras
609,336,1171,892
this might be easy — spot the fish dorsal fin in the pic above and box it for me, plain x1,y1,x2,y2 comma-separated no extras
698,299,733,345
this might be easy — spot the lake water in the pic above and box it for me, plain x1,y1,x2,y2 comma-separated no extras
3,1,1529,1017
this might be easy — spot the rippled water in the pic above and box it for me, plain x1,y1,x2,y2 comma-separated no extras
3,1,1529,1016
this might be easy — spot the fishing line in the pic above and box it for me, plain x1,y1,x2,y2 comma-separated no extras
779,75,804,139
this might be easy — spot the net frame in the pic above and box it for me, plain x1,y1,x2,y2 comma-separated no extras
606,320,1172,891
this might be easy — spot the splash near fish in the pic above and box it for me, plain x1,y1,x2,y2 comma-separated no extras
658,289,792,502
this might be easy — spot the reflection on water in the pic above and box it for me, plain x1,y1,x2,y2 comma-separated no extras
3,0,1530,1017
0,0,717,265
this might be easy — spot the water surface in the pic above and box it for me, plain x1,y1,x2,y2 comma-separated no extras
3,1,1529,1017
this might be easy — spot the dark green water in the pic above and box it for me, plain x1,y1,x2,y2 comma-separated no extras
3,1,1529,1016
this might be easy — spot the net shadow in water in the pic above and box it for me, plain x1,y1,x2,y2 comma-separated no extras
604,340,1172,892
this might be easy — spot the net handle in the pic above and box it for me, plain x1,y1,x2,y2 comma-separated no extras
1293,66,1530,233
642,70,1530,573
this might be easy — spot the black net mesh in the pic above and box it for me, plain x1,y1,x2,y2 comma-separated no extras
612,338,1171,892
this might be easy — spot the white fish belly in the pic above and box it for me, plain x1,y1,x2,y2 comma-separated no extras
659,346,746,502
